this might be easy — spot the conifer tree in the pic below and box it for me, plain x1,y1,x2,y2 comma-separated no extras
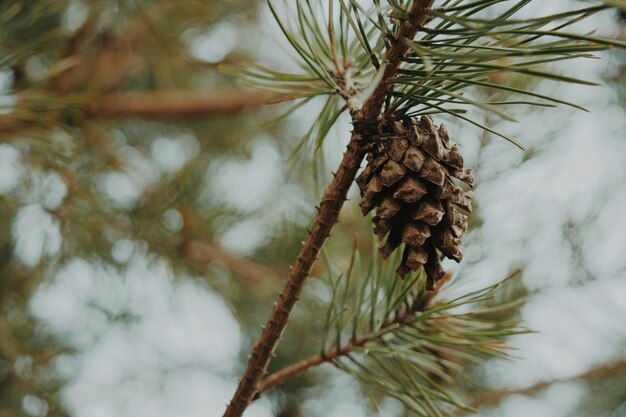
223,1,625,416
0,2,624,417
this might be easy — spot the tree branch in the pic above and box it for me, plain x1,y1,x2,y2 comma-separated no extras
88,89,272,118
258,272,448,394
359,1,433,119
0,89,272,137
223,125,369,417
223,2,434,416
469,358,626,409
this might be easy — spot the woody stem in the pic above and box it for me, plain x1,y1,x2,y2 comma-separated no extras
223,2,434,416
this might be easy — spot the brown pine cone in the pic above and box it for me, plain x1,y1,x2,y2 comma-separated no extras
356,116,473,288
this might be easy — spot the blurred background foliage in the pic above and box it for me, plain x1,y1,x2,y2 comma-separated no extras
0,1,625,417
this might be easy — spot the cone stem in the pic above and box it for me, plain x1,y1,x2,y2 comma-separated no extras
223,2,434,415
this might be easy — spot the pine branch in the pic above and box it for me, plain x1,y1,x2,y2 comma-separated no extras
359,1,434,119
258,273,448,394
223,116,368,417
468,357,626,410
223,2,435,416
88,90,272,118
0,89,272,138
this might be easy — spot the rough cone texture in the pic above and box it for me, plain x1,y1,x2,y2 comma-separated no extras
356,116,474,287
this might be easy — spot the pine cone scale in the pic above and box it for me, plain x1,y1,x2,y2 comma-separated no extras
380,160,407,187
393,177,428,203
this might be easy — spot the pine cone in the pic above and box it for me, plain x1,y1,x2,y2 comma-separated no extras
356,116,474,288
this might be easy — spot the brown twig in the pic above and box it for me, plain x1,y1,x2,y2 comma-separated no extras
359,1,433,119
469,358,626,409
223,121,370,417
0,89,272,137
258,272,449,394
259,329,374,394
222,2,434,416
88,89,272,118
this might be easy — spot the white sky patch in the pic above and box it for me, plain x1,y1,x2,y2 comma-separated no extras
212,139,283,213
29,256,251,417
97,171,140,210
186,21,240,64
0,94,17,114
111,239,134,263
12,169,69,209
585,193,626,277
0,144,23,194
63,0,89,32
97,135,198,209
150,134,198,175
220,217,272,256
117,145,161,190
151,137,187,173
301,373,370,417
244,399,276,417
485,381,584,417
0,69,13,92
12,204,62,267
162,208,184,232
22,394,49,417
484,275,626,390
24,54,49,81
39,171,68,210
